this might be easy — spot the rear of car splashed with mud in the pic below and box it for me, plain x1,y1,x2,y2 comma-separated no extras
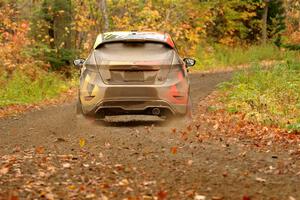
74,32,195,123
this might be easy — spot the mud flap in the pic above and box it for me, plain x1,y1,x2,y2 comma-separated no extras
76,98,84,115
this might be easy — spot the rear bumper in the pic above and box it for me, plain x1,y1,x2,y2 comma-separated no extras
81,88,188,117
82,97,187,116
94,99,187,115
79,72,189,117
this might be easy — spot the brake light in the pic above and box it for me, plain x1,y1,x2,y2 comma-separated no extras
167,65,188,104
167,65,185,81
177,69,183,81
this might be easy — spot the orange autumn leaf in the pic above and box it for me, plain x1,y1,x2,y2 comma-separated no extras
170,146,178,154
35,146,45,154
171,128,177,134
157,190,168,200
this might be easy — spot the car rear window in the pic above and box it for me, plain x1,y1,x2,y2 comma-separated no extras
94,42,180,65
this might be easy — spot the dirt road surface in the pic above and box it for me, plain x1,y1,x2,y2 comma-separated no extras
1,72,300,200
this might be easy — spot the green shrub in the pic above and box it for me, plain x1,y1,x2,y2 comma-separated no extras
0,70,70,106
219,63,300,130
194,44,300,71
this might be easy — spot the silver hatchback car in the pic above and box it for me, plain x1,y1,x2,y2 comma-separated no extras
74,31,196,120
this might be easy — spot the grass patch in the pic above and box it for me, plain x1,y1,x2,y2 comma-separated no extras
194,44,299,71
219,60,300,131
0,70,73,107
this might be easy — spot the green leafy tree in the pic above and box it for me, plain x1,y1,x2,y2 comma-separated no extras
204,0,285,46
259,0,285,46
30,0,75,70
205,0,264,46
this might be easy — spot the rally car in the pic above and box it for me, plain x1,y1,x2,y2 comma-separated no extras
74,31,196,121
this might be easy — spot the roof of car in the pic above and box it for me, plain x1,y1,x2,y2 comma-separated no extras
93,31,175,49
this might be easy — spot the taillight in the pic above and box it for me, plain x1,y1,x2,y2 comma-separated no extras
167,64,185,81
167,65,188,104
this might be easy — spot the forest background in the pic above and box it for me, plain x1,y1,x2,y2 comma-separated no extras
0,0,299,130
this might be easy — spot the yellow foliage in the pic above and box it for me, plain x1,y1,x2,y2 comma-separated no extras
79,138,86,148
110,0,202,56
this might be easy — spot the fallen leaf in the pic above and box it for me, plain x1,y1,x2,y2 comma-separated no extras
222,171,228,177
181,131,188,140
185,189,195,198
7,193,19,200
35,146,45,154
55,137,66,143
194,194,206,200
212,196,223,200
101,195,108,200
118,178,129,186
86,193,96,199
170,146,178,154
79,138,86,148
187,125,193,132
187,160,193,166
239,151,246,157
171,128,177,134
157,190,168,200
289,196,296,200
142,195,153,199
143,181,156,186
83,164,89,168
62,163,71,169
0,167,9,175
243,196,251,200
68,185,76,190
114,164,124,170
255,177,266,183
45,193,55,200
38,171,46,177
105,142,111,148
213,123,219,130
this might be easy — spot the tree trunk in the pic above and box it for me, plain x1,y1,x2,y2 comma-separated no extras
99,0,109,32
262,0,270,44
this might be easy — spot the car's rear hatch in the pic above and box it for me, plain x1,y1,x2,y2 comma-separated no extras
94,42,180,85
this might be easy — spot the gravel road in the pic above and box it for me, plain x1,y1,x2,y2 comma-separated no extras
1,72,299,200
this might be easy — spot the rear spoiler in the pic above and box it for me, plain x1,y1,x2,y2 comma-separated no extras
94,39,175,49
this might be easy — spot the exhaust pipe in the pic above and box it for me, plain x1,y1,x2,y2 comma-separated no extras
152,108,160,116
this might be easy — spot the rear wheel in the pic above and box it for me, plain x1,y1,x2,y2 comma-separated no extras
173,95,193,125
162,98,192,126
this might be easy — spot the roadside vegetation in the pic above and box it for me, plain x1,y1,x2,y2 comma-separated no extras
194,44,299,71
0,70,74,107
218,55,300,132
